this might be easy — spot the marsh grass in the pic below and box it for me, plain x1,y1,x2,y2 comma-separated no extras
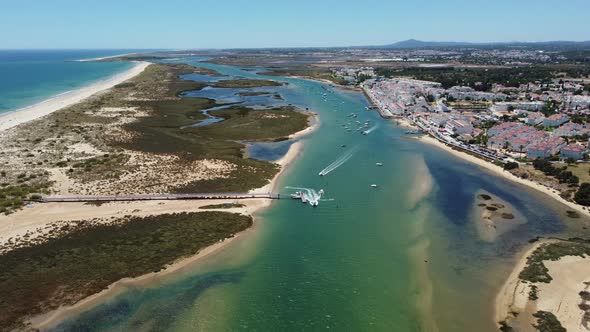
0,211,252,331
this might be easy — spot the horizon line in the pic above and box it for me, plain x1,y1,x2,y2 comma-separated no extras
1,39,589,51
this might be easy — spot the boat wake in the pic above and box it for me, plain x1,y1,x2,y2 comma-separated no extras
362,124,379,135
285,186,325,207
318,146,358,176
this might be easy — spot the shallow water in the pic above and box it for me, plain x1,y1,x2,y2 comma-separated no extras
51,58,588,332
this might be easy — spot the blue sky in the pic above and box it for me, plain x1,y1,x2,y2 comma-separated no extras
1,0,589,49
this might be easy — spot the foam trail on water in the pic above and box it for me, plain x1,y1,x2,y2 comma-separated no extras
364,124,379,134
318,147,358,176
285,186,323,206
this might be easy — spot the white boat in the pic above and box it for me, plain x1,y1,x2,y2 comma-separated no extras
291,191,302,199
376,163,383,166
371,184,378,188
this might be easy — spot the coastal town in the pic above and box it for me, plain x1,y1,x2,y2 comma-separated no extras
329,64,590,208
362,74,590,161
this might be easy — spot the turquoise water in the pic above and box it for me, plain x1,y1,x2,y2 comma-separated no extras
0,50,153,114
50,59,589,331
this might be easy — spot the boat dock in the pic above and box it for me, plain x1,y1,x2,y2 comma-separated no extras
361,85,394,118
36,192,281,203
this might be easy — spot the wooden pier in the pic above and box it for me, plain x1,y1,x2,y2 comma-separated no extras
37,192,281,203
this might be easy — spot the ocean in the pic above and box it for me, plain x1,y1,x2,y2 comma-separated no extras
0,50,153,114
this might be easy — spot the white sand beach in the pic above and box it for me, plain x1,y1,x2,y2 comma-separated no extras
76,53,138,62
0,61,149,132
495,240,590,331
288,112,320,140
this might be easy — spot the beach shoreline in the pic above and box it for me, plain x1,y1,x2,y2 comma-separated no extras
288,111,320,140
389,115,590,217
494,239,590,330
75,52,137,62
0,61,150,133
416,134,590,218
494,241,546,325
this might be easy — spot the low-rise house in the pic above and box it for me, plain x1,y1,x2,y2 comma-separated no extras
509,138,531,153
526,137,566,159
554,122,590,137
561,143,587,160
524,112,545,125
445,119,473,135
488,122,522,136
543,114,570,127
429,113,449,127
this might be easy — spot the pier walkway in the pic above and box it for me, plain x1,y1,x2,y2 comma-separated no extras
38,192,280,203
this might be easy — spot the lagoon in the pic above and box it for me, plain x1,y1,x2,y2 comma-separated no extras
50,58,588,332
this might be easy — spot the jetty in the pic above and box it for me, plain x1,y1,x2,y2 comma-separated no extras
36,192,280,203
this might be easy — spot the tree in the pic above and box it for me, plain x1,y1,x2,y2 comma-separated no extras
566,157,576,165
519,145,525,155
575,183,590,206
237,108,250,117
503,162,519,170
503,141,511,151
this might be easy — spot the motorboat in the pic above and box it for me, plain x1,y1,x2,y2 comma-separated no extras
291,191,302,199
376,163,383,166
371,184,378,188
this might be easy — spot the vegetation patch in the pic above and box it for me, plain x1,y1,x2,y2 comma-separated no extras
519,239,590,283
501,212,515,219
532,311,566,332
499,321,515,332
237,91,273,96
68,153,129,182
213,79,283,88
199,203,246,209
262,67,348,85
477,194,492,200
533,159,580,185
529,284,539,300
109,64,309,193
566,210,581,218
0,173,50,215
0,211,252,331
194,106,308,141
575,183,590,206
376,65,590,92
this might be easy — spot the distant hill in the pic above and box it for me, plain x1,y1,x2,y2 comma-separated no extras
381,39,474,49
371,39,590,50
